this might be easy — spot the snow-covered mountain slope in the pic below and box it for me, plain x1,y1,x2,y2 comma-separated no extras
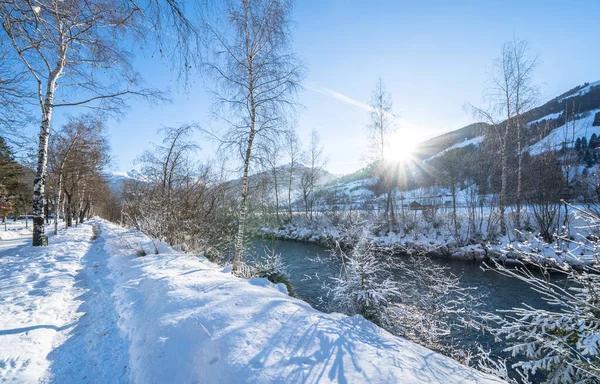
527,109,600,155
0,219,505,383
559,80,600,102
426,135,485,161
104,169,147,199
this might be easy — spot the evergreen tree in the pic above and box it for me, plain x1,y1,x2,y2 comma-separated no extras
575,137,582,151
593,112,600,127
589,133,598,149
584,150,594,167
0,137,22,194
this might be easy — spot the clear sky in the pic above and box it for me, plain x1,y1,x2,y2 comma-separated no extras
47,0,600,175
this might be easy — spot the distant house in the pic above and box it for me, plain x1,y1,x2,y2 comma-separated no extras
409,201,424,210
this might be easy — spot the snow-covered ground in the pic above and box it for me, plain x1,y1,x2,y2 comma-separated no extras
0,219,504,383
0,219,32,242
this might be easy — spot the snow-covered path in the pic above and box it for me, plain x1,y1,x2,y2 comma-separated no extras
44,226,130,383
0,219,505,383
0,224,93,383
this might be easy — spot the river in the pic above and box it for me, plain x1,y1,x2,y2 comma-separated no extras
249,237,558,373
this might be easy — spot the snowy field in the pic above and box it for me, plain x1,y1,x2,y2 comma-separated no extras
0,219,504,383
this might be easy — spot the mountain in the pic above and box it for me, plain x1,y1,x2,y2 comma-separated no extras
413,122,489,161
239,163,338,201
104,170,148,199
326,80,600,201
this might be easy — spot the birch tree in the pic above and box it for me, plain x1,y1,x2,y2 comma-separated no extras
510,38,539,229
300,129,326,220
260,139,283,222
491,43,514,236
471,39,538,235
285,129,303,221
204,0,304,274
0,1,166,245
366,78,397,228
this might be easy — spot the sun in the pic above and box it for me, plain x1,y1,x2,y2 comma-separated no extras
386,132,419,162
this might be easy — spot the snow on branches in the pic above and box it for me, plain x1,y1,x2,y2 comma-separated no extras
478,204,600,383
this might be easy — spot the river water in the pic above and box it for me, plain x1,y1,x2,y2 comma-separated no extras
249,238,558,370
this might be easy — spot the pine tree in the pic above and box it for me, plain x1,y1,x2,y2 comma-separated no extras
0,137,23,196
593,112,600,127
589,133,598,149
584,150,594,168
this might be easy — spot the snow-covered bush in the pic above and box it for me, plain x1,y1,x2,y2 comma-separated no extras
325,225,400,324
479,205,600,383
250,244,295,296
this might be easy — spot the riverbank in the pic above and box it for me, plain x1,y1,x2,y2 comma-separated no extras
250,215,595,267
0,218,505,383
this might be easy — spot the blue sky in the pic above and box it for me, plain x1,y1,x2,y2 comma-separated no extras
48,0,600,175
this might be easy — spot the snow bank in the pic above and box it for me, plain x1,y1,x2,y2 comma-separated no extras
101,220,503,384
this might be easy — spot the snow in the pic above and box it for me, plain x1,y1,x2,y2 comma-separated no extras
526,109,600,155
0,224,95,383
0,219,504,383
527,111,562,126
426,136,484,161
558,80,600,102
0,220,32,241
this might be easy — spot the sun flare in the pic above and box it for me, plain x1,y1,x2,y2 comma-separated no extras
386,132,419,162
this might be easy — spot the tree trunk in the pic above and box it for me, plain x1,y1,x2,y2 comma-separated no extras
272,168,280,222
500,131,508,236
233,128,256,274
32,107,52,246
288,167,293,221
516,114,522,229
451,183,458,236
65,191,73,227
54,173,63,235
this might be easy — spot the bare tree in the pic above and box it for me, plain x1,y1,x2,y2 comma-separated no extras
470,39,538,235
50,116,110,229
48,115,105,235
300,129,326,220
285,129,303,221
510,38,539,229
490,43,514,236
366,78,397,229
260,138,283,222
204,0,304,274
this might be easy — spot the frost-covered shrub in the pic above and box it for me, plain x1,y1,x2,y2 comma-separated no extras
326,226,400,324
252,246,295,296
480,205,600,383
